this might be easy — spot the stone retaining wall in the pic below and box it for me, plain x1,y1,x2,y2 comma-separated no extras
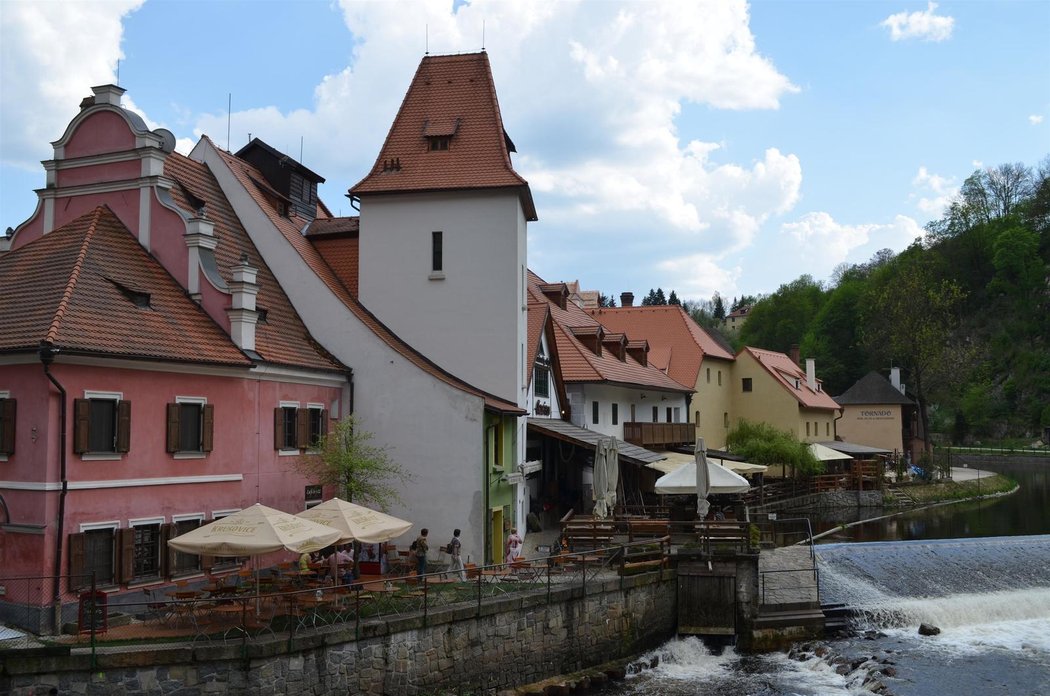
2,573,677,695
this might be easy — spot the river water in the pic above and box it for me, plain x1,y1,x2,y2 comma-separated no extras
600,458,1050,695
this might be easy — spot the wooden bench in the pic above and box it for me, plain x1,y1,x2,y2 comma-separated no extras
695,522,750,553
560,515,616,551
627,519,671,542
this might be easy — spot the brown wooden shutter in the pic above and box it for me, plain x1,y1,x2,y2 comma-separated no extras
68,532,86,591
73,399,91,454
165,403,180,453
117,528,135,584
0,398,15,455
201,404,214,452
115,400,131,453
296,407,309,449
160,523,177,578
320,408,329,438
273,407,284,449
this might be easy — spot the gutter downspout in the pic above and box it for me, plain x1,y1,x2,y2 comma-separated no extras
40,341,67,633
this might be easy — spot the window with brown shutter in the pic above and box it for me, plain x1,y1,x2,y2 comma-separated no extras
116,400,131,453
117,528,135,584
274,407,285,449
68,532,86,591
201,404,214,452
0,398,15,456
160,523,177,577
70,528,117,589
73,399,91,454
296,408,310,449
167,401,213,454
166,403,180,453
74,397,129,454
275,405,300,450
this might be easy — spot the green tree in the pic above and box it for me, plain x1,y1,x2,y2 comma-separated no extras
712,293,726,320
739,276,825,353
598,292,617,308
294,416,410,510
655,287,667,305
989,225,1044,308
862,251,969,454
668,290,680,305
726,419,823,477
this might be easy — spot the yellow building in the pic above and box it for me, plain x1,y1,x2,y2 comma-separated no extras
732,347,840,441
834,370,922,461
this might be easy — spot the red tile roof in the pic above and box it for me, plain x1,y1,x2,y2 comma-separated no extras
306,217,360,297
0,206,251,365
526,300,550,382
586,305,735,389
528,271,690,394
741,346,841,410
208,139,523,415
350,52,536,220
164,153,345,373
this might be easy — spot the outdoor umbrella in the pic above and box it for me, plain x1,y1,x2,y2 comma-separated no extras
591,438,619,519
654,456,751,496
695,437,712,519
168,503,341,556
295,498,412,544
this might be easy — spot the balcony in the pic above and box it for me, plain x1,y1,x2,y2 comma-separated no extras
623,421,694,449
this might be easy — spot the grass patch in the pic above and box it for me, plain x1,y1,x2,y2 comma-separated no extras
904,473,1015,503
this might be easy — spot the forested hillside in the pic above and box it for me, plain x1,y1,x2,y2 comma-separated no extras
728,160,1050,443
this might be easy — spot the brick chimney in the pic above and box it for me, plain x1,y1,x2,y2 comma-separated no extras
620,292,634,307
789,344,800,365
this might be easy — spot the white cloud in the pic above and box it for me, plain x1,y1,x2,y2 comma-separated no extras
656,254,741,300
1030,114,1045,125
781,212,922,274
881,2,954,42
0,0,145,169
911,165,957,216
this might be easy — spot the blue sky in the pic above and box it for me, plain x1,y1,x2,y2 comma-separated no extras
2,0,1047,302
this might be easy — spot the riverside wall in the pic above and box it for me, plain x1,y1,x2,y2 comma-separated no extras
2,573,677,695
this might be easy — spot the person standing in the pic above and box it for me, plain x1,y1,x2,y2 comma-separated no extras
413,528,430,576
447,529,465,581
505,527,523,565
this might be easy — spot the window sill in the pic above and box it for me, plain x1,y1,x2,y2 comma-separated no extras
278,449,301,457
428,271,446,281
0,454,7,462
127,578,166,590
173,452,206,460
80,453,123,461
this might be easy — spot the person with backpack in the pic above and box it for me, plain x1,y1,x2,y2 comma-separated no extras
411,528,429,576
446,529,465,581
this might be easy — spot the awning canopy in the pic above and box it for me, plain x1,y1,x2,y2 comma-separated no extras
649,450,767,475
526,417,665,465
815,440,891,457
810,443,853,461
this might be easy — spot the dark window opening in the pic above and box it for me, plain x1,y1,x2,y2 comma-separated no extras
428,136,451,151
173,519,202,574
592,401,599,425
0,397,14,456
133,524,162,580
179,403,203,452
666,407,673,423
432,231,443,272
87,400,117,452
83,529,115,586
612,403,618,426
308,408,325,448
652,406,658,423
534,364,550,398
281,407,298,449
742,378,753,392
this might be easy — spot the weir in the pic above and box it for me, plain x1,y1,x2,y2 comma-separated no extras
816,535,1050,629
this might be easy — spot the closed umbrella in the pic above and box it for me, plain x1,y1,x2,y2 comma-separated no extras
295,498,412,544
591,438,619,520
695,437,711,519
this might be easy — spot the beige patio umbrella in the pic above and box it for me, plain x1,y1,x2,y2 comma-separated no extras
168,503,342,555
295,498,412,544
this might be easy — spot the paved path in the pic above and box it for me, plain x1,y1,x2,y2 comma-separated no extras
950,465,996,481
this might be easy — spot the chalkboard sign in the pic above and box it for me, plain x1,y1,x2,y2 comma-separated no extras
78,590,108,634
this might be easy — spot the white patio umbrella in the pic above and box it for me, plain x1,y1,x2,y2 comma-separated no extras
168,503,341,556
591,438,619,519
655,456,751,496
295,498,412,544
695,437,712,519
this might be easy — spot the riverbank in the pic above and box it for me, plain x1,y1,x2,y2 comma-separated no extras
892,472,1016,505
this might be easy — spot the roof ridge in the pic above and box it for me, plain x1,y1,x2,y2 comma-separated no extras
45,206,106,345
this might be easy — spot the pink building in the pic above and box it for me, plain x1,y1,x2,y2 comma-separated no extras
0,87,349,631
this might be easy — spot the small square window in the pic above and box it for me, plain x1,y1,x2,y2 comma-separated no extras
742,378,753,392
428,136,450,151
75,395,130,455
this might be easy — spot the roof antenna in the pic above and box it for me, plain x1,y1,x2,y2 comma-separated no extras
482,20,485,51
227,93,232,152
299,136,304,163
117,59,121,85
425,24,429,55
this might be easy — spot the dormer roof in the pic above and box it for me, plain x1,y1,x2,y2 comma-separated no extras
350,52,537,221
740,346,840,411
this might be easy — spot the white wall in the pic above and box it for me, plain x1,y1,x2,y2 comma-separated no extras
201,143,489,561
358,191,527,408
565,383,688,440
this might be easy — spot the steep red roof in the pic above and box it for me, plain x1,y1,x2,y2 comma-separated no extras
586,305,735,389
350,52,536,220
741,346,840,411
526,300,550,382
0,206,250,365
528,271,689,393
209,140,523,415
307,217,360,297
164,153,345,373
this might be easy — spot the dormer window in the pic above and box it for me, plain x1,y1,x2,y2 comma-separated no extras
428,136,451,151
